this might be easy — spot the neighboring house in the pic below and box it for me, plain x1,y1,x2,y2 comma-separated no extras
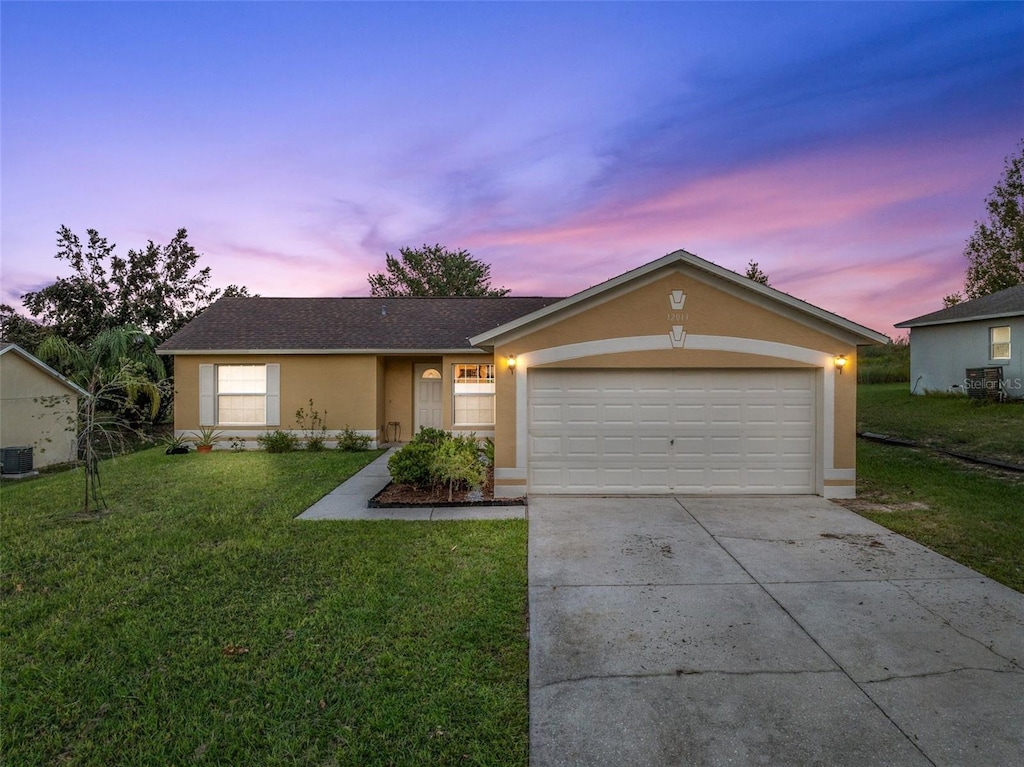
895,284,1024,401
159,250,887,498
0,343,87,470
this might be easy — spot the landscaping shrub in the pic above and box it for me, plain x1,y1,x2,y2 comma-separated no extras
256,429,300,453
294,398,329,450
412,426,449,447
336,426,372,452
388,430,488,494
431,435,487,501
387,441,436,487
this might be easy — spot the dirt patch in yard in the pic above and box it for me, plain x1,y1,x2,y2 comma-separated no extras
834,499,931,515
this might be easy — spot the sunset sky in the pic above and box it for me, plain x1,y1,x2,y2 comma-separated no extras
2,2,1022,337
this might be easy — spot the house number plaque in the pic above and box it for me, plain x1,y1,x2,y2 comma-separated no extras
668,289,687,348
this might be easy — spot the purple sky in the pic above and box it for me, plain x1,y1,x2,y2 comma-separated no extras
2,2,1022,337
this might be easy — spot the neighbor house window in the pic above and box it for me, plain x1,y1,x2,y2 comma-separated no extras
453,363,495,426
199,363,280,426
991,326,1011,360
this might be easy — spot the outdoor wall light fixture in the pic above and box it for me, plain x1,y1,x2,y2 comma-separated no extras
507,355,517,374
835,354,847,374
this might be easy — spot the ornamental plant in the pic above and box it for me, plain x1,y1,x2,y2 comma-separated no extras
387,429,487,497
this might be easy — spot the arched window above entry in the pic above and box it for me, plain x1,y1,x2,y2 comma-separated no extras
421,368,441,379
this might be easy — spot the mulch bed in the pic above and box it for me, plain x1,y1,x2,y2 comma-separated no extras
369,469,525,508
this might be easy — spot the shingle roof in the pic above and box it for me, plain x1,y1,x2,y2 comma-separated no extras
895,284,1024,328
158,296,564,353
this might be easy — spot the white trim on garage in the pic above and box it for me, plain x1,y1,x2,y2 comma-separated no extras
500,334,844,498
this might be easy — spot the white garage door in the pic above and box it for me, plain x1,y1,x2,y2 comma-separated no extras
528,369,816,494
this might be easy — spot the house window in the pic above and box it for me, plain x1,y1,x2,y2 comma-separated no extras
218,365,267,424
199,363,280,427
991,326,1011,360
453,363,495,426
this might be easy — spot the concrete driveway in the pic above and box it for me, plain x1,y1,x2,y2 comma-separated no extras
528,496,1024,766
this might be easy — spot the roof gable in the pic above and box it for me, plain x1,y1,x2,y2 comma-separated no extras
895,284,1024,328
470,250,889,347
0,343,89,397
158,296,563,354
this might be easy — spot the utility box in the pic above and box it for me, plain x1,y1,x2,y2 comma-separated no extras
1,446,34,475
965,367,1003,401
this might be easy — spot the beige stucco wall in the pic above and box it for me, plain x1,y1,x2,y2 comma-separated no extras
505,271,849,355
172,353,503,445
173,354,381,437
490,268,860,495
0,353,80,468
382,358,418,442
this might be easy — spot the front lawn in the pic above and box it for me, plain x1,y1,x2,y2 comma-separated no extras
852,384,1024,592
1,449,529,766
857,382,1024,464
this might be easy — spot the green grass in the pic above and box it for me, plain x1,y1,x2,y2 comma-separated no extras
858,383,1024,464
854,442,1024,591
854,384,1024,592
857,340,910,384
1,449,529,766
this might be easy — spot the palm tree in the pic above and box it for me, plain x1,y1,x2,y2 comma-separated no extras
36,325,165,512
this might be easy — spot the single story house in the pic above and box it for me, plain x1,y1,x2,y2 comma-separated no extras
159,250,887,498
0,343,87,470
895,284,1024,400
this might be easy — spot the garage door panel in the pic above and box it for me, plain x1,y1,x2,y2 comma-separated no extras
639,403,671,423
709,436,741,457
530,436,563,457
745,404,781,423
673,405,707,424
781,436,815,456
566,403,598,422
566,436,598,457
530,402,563,422
529,369,816,494
565,466,598,484
636,436,670,457
601,404,634,424
745,436,781,456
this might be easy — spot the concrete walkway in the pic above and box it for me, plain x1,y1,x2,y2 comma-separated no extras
297,449,526,520
529,495,1024,766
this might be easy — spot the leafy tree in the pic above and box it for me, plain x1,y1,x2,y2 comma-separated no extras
75,359,162,513
0,304,50,349
367,244,510,297
36,324,166,425
21,226,251,347
744,260,771,286
945,139,1024,305
35,326,163,512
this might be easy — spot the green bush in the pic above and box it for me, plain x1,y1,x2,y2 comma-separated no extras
412,426,449,447
256,430,300,453
388,442,436,487
295,399,329,451
431,436,486,501
337,426,372,452
388,431,487,496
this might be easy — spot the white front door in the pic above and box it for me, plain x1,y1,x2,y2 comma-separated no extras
415,364,443,435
